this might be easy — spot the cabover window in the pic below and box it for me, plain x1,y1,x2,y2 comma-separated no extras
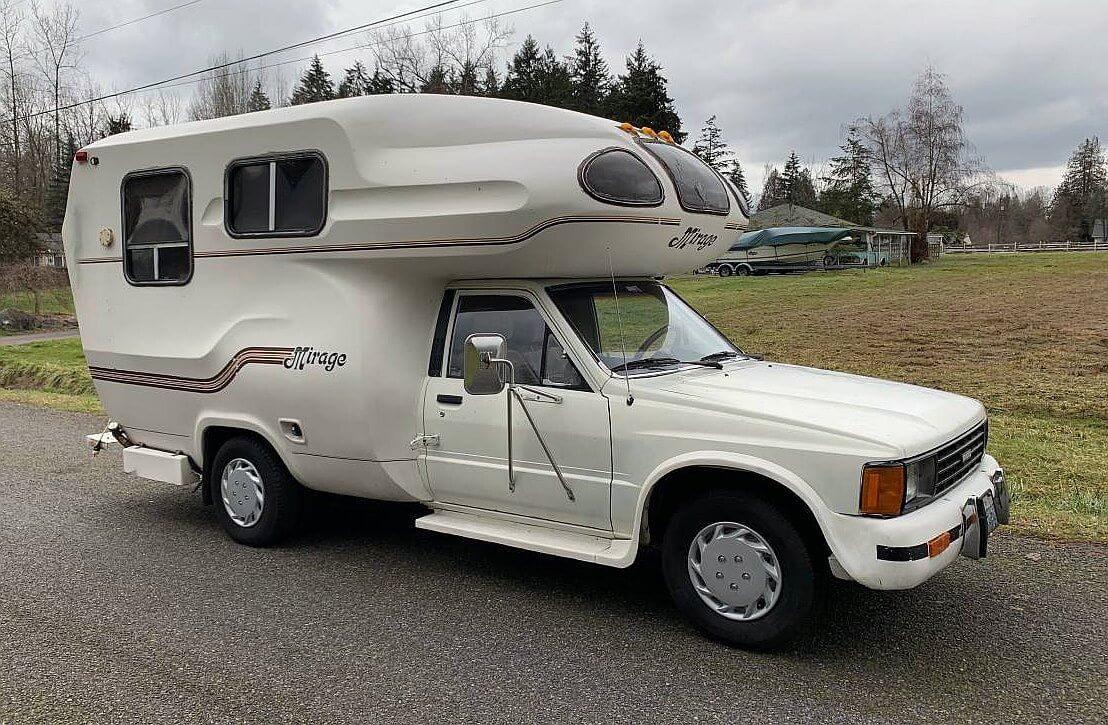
226,152,327,237
641,141,729,215
578,148,663,206
122,168,192,285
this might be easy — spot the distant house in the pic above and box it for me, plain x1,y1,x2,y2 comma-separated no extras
746,204,917,265
1094,219,1106,243
34,233,65,268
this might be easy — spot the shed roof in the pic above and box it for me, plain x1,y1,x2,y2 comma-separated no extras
748,203,915,236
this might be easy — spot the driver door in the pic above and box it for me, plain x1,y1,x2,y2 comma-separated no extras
421,292,613,531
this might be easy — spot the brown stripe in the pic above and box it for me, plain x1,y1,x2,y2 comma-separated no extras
723,223,744,230
78,214,682,265
89,346,294,394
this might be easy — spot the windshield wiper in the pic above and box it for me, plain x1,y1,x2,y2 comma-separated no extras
700,350,742,362
611,356,722,373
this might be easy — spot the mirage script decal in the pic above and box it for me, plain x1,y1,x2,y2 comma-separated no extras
668,226,719,251
284,346,349,372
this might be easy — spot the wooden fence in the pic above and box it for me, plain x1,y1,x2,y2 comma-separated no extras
942,240,1107,255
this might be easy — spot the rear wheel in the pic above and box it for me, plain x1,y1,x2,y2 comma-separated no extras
735,265,751,277
661,491,824,650
212,436,304,546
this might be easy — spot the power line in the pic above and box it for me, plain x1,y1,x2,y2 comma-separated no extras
145,0,559,98
2,0,469,125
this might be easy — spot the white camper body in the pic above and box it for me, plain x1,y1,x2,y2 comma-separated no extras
65,95,1008,649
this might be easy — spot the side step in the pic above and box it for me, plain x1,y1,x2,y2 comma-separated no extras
415,510,635,567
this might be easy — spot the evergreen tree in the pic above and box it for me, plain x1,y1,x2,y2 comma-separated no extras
1051,136,1108,241
605,41,683,142
778,151,817,207
568,22,609,115
421,65,452,95
818,132,880,224
289,55,336,106
369,67,395,95
692,115,732,169
500,36,543,102
105,113,132,136
42,135,77,232
482,66,500,97
337,61,373,98
728,163,750,207
757,167,784,211
246,81,271,112
501,37,573,107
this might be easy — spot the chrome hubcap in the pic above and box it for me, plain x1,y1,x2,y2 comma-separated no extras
220,458,265,528
687,522,781,621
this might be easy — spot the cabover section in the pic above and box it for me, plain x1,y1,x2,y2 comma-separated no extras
62,94,748,500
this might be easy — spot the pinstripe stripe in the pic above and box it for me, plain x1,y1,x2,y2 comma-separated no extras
88,347,294,393
77,214,682,265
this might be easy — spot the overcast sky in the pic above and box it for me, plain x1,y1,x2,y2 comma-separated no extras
62,0,1108,193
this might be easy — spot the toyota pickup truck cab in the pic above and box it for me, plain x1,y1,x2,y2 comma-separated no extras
64,94,1008,649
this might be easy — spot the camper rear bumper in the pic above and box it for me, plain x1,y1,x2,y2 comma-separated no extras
823,454,1008,590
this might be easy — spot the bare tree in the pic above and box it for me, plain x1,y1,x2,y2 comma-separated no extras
188,53,261,120
1,0,26,192
142,89,183,127
855,67,988,260
369,16,511,94
29,0,81,171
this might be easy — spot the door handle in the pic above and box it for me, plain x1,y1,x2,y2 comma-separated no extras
437,394,463,405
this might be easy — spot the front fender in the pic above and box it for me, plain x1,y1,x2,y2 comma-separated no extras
612,450,847,569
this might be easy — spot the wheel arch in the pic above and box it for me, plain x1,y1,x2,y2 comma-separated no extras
196,416,290,506
632,453,838,563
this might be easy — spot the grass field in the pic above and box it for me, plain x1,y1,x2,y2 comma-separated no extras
1,254,1105,539
671,252,1108,540
0,287,76,316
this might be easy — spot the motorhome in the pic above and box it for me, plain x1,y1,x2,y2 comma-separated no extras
64,95,1008,649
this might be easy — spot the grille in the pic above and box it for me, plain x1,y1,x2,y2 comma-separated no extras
931,420,988,497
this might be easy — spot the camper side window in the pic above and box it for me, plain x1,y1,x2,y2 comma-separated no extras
122,169,192,285
226,153,327,237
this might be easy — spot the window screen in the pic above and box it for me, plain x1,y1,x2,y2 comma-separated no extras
122,169,192,285
226,153,327,236
579,149,663,206
641,141,729,215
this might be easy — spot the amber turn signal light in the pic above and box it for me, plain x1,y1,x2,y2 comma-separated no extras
860,464,906,516
928,531,952,558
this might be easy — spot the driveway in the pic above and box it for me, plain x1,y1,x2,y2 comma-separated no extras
0,329,79,346
0,402,1105,724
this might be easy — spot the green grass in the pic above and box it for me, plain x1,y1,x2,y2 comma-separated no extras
2,256,1105,539
670,251,1108,540
0,286,75,316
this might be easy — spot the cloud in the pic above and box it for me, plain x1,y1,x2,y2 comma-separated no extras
69,0,1105,192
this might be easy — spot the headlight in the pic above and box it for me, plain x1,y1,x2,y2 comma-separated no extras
862,457,937,516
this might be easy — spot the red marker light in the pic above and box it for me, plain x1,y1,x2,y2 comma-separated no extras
74,150,89,164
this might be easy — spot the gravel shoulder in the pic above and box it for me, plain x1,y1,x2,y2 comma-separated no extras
1,402,1105,724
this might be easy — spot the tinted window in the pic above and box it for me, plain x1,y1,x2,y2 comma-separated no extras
642,141,729,214
448,295,587,390
226,153,326,236
579,149,663,206
229,162,270,234
122,169,191,285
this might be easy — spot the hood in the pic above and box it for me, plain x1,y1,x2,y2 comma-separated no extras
656,361,985,458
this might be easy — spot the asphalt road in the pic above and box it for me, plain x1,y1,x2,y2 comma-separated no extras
1,402,1105,724
0,330,79,346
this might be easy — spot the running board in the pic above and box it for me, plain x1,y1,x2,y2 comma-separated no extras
414,510,635,567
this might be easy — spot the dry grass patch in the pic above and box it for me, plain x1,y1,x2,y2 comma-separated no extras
671,252,1108,539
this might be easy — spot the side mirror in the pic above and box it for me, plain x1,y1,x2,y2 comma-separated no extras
463,333,507,395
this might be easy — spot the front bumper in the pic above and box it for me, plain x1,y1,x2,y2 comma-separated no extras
823,454,1008,589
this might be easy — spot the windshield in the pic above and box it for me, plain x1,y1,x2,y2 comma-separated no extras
548,281,742,376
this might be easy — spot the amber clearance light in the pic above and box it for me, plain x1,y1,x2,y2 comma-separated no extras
860,464,906,516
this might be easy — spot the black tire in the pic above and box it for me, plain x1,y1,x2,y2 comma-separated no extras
717,265,733,278
211,436,304,546
735,265,751,277
822,254,836,269
661,491,824,650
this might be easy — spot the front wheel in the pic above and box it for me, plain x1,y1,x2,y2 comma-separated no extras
717,265,733,278
661,491,824,650
212,436,304,546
